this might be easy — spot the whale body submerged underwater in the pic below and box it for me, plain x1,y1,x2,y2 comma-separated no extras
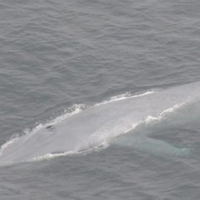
1,81,200,165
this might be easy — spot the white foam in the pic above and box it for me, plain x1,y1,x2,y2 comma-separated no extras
47,104,87,125
144,103,186,125
29,151,76,162
29,140,109,163
94,90,156,106
0,137,19,156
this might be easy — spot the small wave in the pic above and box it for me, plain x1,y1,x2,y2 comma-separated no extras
143,103,186,125
29,151,76,162
28,142,109,163
0,137,19,156
94,90,156,106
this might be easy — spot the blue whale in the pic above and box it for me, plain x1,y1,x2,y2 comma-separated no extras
0,81,200,165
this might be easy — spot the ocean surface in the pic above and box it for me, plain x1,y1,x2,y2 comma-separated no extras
1,0,200,199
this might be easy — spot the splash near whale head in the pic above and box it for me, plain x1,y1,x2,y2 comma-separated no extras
1,81,200,165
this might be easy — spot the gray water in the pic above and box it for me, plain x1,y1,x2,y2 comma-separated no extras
1,0,200,199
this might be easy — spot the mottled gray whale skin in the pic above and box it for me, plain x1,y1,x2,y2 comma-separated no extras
1,81,200,164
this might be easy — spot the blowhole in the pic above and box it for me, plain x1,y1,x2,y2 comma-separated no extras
46,125,53,129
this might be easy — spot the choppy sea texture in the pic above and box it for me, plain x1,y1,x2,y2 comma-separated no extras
1,0,200,199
